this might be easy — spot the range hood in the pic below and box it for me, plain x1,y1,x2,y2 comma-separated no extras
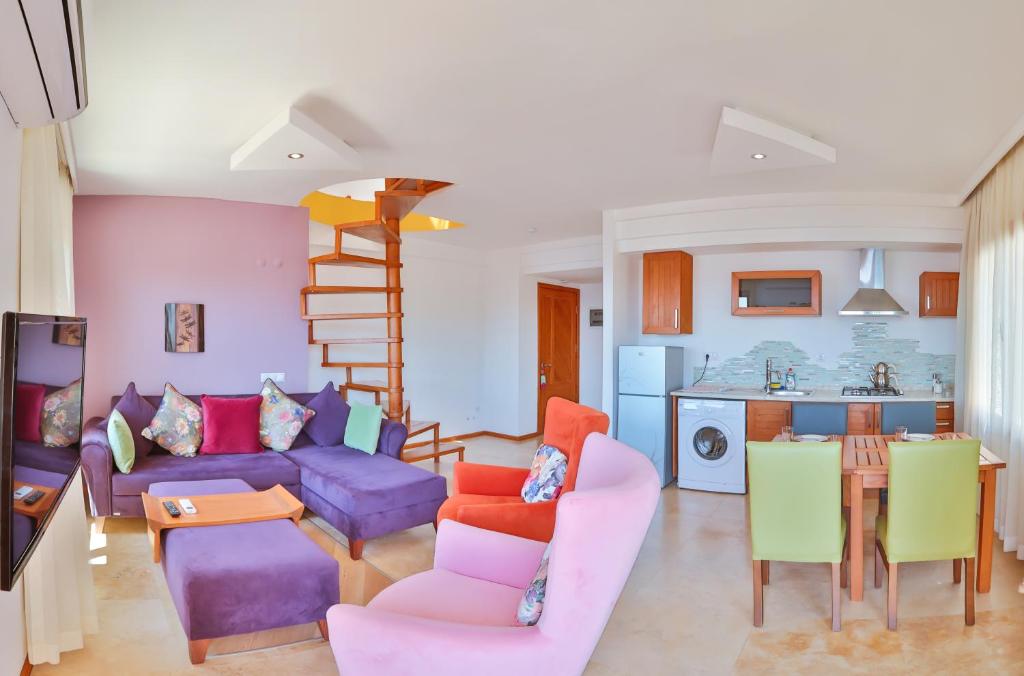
838,249,908,316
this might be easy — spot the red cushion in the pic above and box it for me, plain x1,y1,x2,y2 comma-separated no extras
199,395,263,455
15,382,46,442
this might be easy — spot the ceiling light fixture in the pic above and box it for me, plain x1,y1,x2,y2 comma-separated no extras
751,153,767,160
287,152,304,159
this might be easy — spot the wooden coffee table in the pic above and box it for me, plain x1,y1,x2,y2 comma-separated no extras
141,484,304,563
13,482,57,525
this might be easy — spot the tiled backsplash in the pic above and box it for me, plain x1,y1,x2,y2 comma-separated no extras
693,322,954,390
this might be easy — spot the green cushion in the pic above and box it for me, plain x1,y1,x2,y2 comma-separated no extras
107,409,135,474
747,441,845,563
344,401,383,454
881,439,980,563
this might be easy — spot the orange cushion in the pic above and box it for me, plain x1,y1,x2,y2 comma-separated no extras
437,494,523,524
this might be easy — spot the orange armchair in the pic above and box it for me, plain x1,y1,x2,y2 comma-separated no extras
437,397,610,542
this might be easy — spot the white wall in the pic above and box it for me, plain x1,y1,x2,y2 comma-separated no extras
578,283,602,409
0,113,27,675
632,249,960,384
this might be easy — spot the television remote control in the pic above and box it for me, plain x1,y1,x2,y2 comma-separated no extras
163,500,181,518
13,486,32,500
178,498,197,515
23,490,45,505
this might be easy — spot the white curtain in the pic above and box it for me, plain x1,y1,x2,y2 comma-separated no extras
957,137,1024,558
18,123,97,664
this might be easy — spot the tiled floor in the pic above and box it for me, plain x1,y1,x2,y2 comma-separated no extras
34,437,1024,674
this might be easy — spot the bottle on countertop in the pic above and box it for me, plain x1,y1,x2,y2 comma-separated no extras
932,373,943,395
785,368,797,391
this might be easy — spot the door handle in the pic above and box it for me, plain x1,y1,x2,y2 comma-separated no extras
673,308,679,329
926,295,931,311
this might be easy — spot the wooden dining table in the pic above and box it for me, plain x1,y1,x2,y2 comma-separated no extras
772,432,1006,602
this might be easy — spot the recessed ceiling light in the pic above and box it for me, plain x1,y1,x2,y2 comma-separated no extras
751,153,767,160
287,152,304,159
528,227,537,233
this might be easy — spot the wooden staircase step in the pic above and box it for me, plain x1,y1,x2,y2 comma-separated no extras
406,420,440,438
302,285,401,295
334,219,400,245
320,361,395,369
309,337,401,345
340,380,394,394
309,252,396,268
376,190,427,223
403,442,465,464
302,312,402,321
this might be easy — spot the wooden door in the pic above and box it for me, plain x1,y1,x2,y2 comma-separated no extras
746,401,792,442
537,283,580,432
642,251,693,334
919,272,959,317
846,403,881,435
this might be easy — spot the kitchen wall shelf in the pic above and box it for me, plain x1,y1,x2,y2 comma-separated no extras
732,270,822,316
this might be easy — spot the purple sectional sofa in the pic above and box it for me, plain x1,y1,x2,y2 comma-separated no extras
81,390,448,558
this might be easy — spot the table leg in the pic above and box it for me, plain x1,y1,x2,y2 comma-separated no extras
977,468,996,593
850,474,864,601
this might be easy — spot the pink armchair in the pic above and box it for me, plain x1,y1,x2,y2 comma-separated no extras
326,432,661,675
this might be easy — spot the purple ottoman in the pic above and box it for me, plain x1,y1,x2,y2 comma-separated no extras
149,479,340,664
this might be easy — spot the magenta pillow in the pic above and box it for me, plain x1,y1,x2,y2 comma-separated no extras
199,395,263,455
15,382,46,442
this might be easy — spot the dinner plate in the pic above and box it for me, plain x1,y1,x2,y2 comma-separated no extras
797,434,829,442
904,433,935,442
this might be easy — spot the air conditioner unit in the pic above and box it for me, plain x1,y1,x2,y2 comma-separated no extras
0,0,87,128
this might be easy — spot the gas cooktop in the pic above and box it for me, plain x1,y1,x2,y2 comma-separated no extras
841,386,904,397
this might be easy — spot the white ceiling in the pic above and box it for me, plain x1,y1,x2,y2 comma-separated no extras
70,0,1024,249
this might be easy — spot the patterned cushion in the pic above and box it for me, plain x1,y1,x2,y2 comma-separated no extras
516,543,552,626
259,379,315,451
142,383,203,457
520,443,568,503
41,380,82,448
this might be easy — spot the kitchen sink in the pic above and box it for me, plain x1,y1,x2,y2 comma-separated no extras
767,390,814,397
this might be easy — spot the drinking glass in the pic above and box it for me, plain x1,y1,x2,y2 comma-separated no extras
781,425,793,441
895,425,908,441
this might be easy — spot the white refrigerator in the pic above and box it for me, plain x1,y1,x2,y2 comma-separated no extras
616,345,685,487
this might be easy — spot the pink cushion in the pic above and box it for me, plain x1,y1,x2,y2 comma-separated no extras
15,382,46,442
368,568,523,627
199,395,263,455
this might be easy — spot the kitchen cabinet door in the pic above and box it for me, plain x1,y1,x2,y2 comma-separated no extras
846,403,881,435
643,251,693,334
919,272,959,317
746,400,792,442
935,400,955,434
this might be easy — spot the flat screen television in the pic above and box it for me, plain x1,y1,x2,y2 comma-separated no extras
0,312,87,591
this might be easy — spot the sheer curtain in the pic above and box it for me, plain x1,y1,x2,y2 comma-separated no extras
957,137,1024,559
19,124,98,664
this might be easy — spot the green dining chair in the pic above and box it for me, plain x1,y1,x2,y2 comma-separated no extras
747,441,848,631
874,439,981,630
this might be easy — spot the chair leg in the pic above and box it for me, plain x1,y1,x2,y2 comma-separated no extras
752,560,764,627
831,562,841,632
887,562,899,631
317,619,329,641
874,539,884,589
841,533,850,589
953,558,962,584
762,560,770,585
965,558,976,626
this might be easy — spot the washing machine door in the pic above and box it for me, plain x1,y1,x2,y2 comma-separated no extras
687,417,737,468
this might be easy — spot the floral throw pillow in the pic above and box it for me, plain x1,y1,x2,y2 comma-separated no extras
41,379,82,448
259,379,315,451
516,543,552,626
142,384,203,457
520,443,568,503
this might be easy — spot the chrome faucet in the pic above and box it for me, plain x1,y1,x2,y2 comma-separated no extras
765,358,782,393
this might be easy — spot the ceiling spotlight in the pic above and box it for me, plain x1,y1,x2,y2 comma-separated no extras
751,153,767,160
528,227,537,233
287,152,304,159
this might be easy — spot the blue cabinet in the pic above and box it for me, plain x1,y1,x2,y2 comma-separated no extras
792,403,848,436
880,402,936,434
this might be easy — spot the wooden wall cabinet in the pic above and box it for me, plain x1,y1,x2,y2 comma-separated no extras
642,251,693,334
746,400,792,442
732,270,822,316
846,403,881,435
919,272,959,317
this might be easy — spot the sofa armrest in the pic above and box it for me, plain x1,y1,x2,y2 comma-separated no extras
80,416,113,516
327,604,551,676
453,462,531,496
455,500,558,543
376,419,409,459
434,520,547,588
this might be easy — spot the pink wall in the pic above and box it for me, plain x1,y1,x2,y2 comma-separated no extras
74,195,309,419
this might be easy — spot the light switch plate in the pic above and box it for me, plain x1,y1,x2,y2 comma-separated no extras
260,372,285,385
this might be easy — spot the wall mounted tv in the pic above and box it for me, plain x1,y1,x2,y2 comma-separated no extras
0,312,87,591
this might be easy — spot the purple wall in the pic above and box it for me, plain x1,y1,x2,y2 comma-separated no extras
73,195,309,419
15,321,84,387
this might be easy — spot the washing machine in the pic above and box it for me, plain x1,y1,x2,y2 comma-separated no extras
678,398,746,494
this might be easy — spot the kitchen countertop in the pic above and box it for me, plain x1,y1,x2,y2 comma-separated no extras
669,386,952,403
